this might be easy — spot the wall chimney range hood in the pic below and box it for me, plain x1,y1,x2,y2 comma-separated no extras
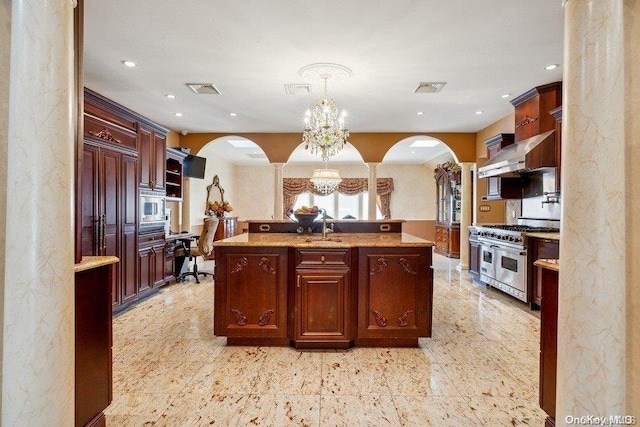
478,130,556,178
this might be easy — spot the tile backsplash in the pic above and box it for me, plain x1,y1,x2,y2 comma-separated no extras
521,170,561,220
505,200,522,224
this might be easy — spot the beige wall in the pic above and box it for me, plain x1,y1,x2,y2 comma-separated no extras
166,130,180,148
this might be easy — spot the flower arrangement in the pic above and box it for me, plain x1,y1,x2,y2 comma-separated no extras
207,200,233,217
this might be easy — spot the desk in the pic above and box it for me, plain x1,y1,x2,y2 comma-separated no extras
165,233,195,280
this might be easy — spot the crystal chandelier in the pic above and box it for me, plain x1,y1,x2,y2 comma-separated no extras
310,162,342,195
300,63,351,162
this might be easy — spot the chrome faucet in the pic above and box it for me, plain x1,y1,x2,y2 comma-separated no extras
321,209,334,239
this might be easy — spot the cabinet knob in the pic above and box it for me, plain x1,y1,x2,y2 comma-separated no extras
320,255,325,263
297,275,301,288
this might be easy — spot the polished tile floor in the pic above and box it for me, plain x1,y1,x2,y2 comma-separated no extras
105,254,546,426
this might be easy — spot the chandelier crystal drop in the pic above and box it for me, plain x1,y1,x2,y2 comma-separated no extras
310,162,342,195
302,74,349,162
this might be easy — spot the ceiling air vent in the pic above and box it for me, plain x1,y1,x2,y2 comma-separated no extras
413,82,446,94
284,83,312,95
185,83,221,95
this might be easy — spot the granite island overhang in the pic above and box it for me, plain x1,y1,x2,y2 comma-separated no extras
213,232,435,349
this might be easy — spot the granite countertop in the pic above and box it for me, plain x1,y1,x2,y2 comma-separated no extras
213,232,434,248
74,256,119,272
534,258,559,272
526,232,560,240
245,219,405,223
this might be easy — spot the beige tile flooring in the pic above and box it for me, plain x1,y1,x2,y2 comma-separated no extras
105,254,546,426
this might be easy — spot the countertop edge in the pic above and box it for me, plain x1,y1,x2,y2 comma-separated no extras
526,232,560,240
534,258,559,272
213,232,435,248
74,256,120,272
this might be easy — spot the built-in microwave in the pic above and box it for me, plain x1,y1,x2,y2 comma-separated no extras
140,191,166,230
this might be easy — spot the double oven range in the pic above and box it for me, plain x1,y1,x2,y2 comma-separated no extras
476,219,559,303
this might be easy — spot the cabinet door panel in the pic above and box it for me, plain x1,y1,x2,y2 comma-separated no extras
218,251,287,339
138,248,152,294
153,133,166,190
152,243,166,287
81,145,99,256
138,127,152,189
296,270,349,339
358,249,432,339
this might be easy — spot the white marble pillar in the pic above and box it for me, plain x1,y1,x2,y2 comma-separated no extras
457,162,473,271
624,0,640,415
558,0,627,419
367,163,379,219
273,163,284,219
2,1,76,425
182,178,192,232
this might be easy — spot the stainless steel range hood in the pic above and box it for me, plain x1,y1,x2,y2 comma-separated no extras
477,130,556,178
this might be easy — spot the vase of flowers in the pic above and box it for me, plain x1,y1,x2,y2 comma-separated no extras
207,200,233,217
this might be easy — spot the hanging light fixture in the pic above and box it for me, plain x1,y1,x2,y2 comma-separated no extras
299,63,351,194
310,161,342,195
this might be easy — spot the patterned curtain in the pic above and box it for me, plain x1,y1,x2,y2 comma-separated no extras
283,177,394,219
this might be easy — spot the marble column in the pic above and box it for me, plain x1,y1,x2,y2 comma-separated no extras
558,0,627,419
624,0,640,415
182,178,192,232
367,163,378,219
457,162,473,271
2,1,76,426
273,163,284,219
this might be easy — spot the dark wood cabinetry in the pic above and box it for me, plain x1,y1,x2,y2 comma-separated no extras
81,142,138,310
357,247,432,346
483,133,523,200
138,125,167,192
535,261,559,427
75,259,117,427
469,236,480,278
511,82,562,143
528,237,560,308
292,249,355,349
214,246,289,345
138,231,166,296
166,147,188,200
434,164,461,258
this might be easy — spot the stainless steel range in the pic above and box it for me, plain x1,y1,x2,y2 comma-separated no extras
477,219,559,303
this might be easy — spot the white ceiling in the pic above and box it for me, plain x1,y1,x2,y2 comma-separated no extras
83,0,564,165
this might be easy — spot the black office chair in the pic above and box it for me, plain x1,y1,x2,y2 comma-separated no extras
177,217,218,283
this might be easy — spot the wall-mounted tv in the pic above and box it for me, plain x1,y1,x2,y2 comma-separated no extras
183,155,207,179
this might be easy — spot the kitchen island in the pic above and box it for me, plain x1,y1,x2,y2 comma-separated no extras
213,232,434,349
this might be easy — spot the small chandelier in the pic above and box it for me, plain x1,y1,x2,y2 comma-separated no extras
310,162,342,195
300,63,351,162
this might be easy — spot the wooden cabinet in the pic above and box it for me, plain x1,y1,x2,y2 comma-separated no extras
164,240,176,282
75,260,115,427
81,142,138,310
166,147,188,200
213,246,289,345
215,216,239,241
138,231,166,296
550,106,563,195
484,133,523,200
511,82,562,143
469,235,480,278
537,263,559,427
435,224,460,258
434,163,461,258
138,124,167,192
528,237,560,308
292,249,354,349
357,247,433,346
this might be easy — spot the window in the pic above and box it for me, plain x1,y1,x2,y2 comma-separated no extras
292,192,383,219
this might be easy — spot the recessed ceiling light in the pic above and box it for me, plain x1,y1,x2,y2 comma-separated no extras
165,94,176,99
411,150,416,154
475,110,483,115
122,60,137,67
416,111,424,116
229,112,237,117
174,112,183,117
501,93,511,98
545,64,558,70
410,139,439,148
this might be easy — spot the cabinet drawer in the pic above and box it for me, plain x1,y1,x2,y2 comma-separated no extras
138,231,165,247
296,249,349,268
